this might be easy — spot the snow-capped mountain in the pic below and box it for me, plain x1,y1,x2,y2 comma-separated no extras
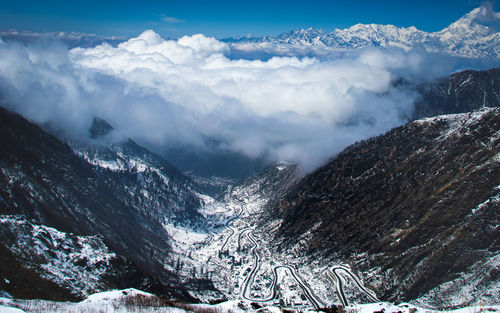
71,117,207,227
229,3,500,58
0,30,126,48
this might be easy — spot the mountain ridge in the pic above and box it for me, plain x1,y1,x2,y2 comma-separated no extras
2,4,499,59
269,107,500,307
228,3,500,58
0,106,207,301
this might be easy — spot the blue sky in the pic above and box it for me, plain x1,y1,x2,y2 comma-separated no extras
0,0,497,38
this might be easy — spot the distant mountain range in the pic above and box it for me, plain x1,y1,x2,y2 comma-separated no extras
0,30,126,48
227,3,500,58
1,4,499,59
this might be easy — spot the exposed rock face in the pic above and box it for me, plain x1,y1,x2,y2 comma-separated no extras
272,108,500,306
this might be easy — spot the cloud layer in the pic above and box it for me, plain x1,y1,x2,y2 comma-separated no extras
0,30,461,171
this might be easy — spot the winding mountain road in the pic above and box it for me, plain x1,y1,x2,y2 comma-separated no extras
217,199,376,309
237,227,252,250
328,268,348,306
219,207,243,253
327,266,378,306
240,229,323,309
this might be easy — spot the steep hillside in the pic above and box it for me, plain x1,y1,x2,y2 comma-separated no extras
0,216,152,300
413,68,500,119
229,162,302,210
0,107,199,301
71,117,205,227
271,108,500,307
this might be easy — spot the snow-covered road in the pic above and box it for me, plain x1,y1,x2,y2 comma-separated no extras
238,229,323,309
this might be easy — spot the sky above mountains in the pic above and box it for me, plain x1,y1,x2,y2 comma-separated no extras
1,0,498,38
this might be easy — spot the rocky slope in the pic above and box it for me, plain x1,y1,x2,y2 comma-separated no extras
71,117,205,228
0,107,204,300
228,162,302,209
271,108,500,307
0,215,151,300
412,68,500,119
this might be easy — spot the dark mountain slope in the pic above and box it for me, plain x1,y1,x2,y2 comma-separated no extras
0,107,195,300
229,162,302,207
272,108,500,306
0,215,158,301
413,68,500,119
72,117,204,228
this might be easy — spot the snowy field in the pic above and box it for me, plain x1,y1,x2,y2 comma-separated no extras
1,289,499,313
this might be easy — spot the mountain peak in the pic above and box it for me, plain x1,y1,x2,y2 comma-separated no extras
467,2,500,28
89,117,113,139
291,27,323,35
442,3,500,35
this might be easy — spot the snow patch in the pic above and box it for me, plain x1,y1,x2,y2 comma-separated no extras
0,216,117,297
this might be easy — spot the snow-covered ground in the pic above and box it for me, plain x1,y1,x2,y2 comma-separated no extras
0,216,118,298
158,163,378,308
1,289,499,313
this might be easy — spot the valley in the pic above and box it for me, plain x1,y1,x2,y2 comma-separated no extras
163,107,500,309
164,163,381,309
1,102,499,310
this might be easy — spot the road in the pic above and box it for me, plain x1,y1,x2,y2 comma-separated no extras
274,265,324,310
219,206,243,253
218,199,377,308
240,229,323,310
327,266,379,306
327,268,348,306
240,230,264,300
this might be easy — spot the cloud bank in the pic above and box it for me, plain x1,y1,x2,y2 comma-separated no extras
0,30,461,171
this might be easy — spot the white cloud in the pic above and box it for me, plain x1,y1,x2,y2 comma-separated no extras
0,30,457,171
162,16,184,23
